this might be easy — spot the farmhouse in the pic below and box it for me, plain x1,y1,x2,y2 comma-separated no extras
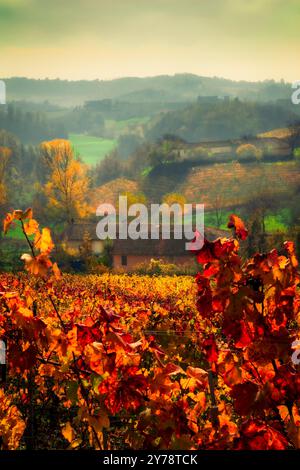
111,226,226,271
63,222,226,271
63,221,104,255
112,237,194,271
177,136,291,162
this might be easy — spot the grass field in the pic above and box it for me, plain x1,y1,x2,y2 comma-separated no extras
105,116,150,134
182,209,290,233
69,133,117,165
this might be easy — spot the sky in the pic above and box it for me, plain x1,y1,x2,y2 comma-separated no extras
0,0,299,82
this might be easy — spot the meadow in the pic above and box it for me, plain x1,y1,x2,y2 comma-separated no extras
69,133,117,165
105,116,150,133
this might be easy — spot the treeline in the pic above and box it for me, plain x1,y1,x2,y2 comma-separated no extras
146,100,299,142
0,104,67,144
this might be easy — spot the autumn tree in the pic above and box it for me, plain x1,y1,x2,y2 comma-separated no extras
162,192,186,209
119,191,147,207
41,139,89,223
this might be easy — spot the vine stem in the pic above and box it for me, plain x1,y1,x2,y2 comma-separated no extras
208,368,219,427
48,294,66,333
20,220,36,258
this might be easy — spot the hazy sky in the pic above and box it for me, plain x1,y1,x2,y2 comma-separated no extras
0,0,299,81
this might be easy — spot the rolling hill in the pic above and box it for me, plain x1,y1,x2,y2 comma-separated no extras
2,74,295,107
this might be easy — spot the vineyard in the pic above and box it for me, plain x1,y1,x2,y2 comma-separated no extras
0,211,300,450
182,161,300,209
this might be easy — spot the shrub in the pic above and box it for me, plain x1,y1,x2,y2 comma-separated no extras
236,143,263,161
135,258,197,275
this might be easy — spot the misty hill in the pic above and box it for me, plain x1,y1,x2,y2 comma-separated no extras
146,99,298,142
2,74,294,107
117,88,178,103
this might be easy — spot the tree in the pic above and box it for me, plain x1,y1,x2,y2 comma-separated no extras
94,151,124,186
148,139,181,167
41,139,89,223
117,134,143,160
78,229,93,271
294,147,300,160
286,121,300,154
119,191,147,207
162,193,186,210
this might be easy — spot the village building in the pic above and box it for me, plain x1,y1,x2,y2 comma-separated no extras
63,221,105,255
63,221,226,271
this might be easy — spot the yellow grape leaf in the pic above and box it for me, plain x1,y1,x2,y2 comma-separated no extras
61,421,76,443
68,438,82,449
180,377,199,391
34,228,54,253
24,219,39,236
0,389,26,449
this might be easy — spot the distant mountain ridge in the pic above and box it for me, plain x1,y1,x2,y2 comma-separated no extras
1,74,293,107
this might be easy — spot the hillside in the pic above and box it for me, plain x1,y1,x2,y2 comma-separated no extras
139,161,300,214
88,178,139,211
180,161,300,208
146,100,298,142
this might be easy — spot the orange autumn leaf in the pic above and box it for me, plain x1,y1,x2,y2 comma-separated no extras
284,241,299,268
22,208,33,220
61,421,76,443
12,210,24,221
3,208,34,235
52,262,61,280
228,214,248,240
23,218,39,236
0,389,26,450
3,212,14,234
21,253,52,277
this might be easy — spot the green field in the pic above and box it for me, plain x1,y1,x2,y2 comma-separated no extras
105,116,150,134
69,133,117,165
204,210,289,233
